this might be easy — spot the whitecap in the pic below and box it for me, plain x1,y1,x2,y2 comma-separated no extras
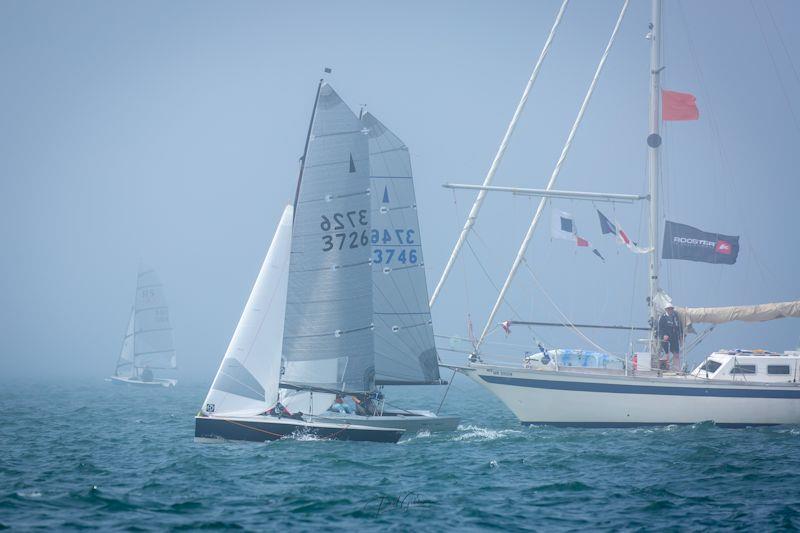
452,424,521,441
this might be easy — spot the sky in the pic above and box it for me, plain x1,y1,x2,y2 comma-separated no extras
2,0,799,381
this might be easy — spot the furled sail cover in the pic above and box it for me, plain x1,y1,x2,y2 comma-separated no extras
134,267,177,370
281,83,375,394
203,206,293,416
677,300,800,328
363,112,440,385
115,308,135,376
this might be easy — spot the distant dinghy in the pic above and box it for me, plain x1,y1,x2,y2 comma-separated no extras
110,267,177,388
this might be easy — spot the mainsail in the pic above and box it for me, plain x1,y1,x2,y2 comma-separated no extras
134,267,177,371
203,206,293,416
281,83,375,394
114,308,135,377
363,112,440,385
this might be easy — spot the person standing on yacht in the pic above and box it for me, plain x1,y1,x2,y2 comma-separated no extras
657,305,683,371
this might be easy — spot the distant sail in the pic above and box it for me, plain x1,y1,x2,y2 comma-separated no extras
281,83,375,394
362,112,440,385
134,267,177,370
114,308,135,376
203,206,293,416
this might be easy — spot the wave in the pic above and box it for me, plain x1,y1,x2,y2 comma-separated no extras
452,425,522,442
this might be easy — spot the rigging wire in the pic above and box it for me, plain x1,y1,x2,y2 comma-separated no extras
523,260,618,356
747,0,800,136
476,0,632,349
677,0,774,292
429,0,571,308
763,1,800,93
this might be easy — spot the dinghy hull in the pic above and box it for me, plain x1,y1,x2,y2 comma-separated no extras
194,416,404,443
109,376,177,388
309,410,460,434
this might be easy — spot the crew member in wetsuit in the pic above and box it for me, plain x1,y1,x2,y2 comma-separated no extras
353,394,377,416
266,401,303,420
329,395,353,414
657,304,683,371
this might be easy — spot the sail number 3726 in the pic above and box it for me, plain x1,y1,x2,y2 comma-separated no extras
321,210,369,252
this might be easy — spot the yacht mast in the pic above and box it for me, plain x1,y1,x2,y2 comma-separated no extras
646,0,663,357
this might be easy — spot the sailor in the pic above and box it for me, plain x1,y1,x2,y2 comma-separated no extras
266,401,303,420
353,394,377,416
140,367,154,382
329,395,353,414
657,304,683,371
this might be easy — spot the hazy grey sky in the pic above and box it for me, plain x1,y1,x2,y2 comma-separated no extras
2,0,799,380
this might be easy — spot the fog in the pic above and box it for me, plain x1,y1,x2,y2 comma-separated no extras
2,0,798,382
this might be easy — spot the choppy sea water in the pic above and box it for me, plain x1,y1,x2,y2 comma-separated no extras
1,377,799,531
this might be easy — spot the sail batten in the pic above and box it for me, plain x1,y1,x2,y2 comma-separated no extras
363,112,440,385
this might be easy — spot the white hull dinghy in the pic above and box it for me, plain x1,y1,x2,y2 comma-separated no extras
110,267,178,388
110,376,177,388
429,0,800,428
196,80,456,443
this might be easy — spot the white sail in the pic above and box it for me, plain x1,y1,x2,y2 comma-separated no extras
202,206,294,416
363,112,440,385
134,267,177,370
114,308,135,377
281,83,375,394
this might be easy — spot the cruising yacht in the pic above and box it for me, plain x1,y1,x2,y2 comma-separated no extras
431,0,800,427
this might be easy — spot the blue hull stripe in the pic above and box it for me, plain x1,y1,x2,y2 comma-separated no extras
520,421,780,428
480,375,800,399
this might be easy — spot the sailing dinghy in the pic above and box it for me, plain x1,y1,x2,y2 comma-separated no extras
436,0,800,427
196,81,457,443
110,267,177,387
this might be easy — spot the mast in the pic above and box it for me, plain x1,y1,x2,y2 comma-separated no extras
293,78,325,219
646,0,663,358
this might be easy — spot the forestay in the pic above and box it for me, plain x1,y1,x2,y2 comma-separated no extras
203,206,293,416
281,83,375,394
363,112,440,385
134,267,177,370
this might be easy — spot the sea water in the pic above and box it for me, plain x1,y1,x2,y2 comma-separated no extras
1,377,799,530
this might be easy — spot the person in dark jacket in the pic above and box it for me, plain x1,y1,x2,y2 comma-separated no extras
657,305,683,371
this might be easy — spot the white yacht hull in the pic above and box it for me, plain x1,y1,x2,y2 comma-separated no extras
109,376,177,388
308,410,460,434
463,364,800,427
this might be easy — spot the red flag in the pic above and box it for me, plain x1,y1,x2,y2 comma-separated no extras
575,236,589,247
662,90,699,121
501,320,511,336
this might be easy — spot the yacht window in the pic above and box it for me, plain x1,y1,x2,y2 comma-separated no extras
699,360,722,373
730,364,756,374
767,365,791,375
